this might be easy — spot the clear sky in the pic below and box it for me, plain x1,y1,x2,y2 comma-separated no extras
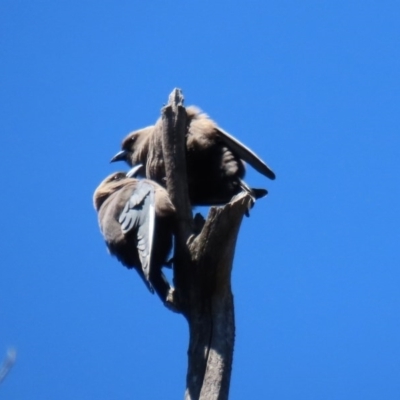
1,2,399,399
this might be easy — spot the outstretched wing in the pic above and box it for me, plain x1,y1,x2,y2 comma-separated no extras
216,126,276,180
118,181,156,292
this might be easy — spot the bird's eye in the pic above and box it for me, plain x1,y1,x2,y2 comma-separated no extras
130,136,136,142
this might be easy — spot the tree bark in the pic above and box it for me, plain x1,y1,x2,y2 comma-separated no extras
161,89,252,400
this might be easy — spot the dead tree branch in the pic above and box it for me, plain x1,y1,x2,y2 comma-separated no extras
161,89,252,400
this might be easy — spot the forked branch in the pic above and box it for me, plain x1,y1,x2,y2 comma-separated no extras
161,89,252,400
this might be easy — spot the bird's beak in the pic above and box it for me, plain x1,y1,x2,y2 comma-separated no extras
126,164,144,178
110,150,128,163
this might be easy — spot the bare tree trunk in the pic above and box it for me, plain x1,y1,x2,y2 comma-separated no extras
161,89,252,400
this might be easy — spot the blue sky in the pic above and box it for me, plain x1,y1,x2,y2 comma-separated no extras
0,2,399,399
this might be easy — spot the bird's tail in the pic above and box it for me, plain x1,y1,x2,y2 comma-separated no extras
239,180,268,200
251,188,268,199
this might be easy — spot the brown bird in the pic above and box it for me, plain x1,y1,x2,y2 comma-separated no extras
110,106,275,206
93,169,176,302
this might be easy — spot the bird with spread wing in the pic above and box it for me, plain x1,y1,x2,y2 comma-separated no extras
111,106,275,206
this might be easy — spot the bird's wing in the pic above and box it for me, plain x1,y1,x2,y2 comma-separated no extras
118,181,155,288
216,126,276,180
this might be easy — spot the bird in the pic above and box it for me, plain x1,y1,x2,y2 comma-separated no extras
110,106,275,206
93,169,176,303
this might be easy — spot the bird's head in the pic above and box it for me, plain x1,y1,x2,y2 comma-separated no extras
110,126,153,166
93,172,135,211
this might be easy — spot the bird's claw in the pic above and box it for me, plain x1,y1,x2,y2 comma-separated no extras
164,288,181,313
245,196,255,217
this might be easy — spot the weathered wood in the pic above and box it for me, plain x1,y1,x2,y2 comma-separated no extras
161,89,192,241
161,89,252,400
191,194,251,400
160,88,193,314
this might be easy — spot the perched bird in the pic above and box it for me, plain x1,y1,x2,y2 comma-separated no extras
111,106,275,206
93,169,176,303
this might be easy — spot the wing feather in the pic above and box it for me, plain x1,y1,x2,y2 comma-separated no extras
216,126,276,180
118,181,156,292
